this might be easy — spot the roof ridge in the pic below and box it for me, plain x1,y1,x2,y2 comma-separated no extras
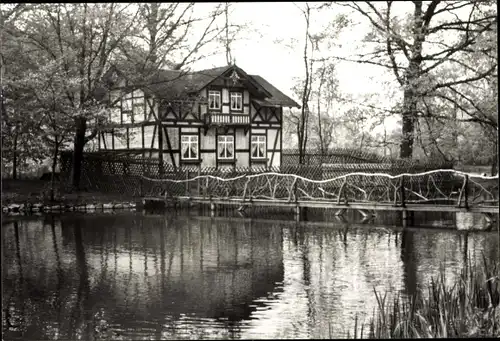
192,65,231,74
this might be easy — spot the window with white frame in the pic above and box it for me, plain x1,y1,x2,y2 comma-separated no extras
251,135,266,159
181,135,199,160
218,135,234,159
208,90,221,110
230,92,242,111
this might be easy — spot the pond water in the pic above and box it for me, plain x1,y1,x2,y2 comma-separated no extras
2,211,499,340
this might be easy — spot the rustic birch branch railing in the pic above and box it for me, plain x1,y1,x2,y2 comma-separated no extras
138,170,499,213
60,152,498,214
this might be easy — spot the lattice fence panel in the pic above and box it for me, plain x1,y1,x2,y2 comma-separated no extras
58,151,463,204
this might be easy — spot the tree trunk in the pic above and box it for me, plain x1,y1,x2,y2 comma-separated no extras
317,101,324,155
72,117,87,190
399,1,423,159
303,109,309,161
400,89,417,159
12,132,18,180
318,119,324,154
224,2,232,65
148,3,159,68
317,66,326,155
297,120,305,164
50,138,60,202
298,4,311,165
491,139,498,176
383,124,387,157
158,123,164,176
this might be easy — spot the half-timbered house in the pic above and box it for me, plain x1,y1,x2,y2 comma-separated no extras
96,64,299,170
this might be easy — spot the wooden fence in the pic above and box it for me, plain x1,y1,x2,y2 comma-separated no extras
59,151,454,200
281,148,392,165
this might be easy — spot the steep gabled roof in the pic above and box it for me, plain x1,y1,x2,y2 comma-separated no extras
140,65,258,100
150,66,233,97
98,65,234,100
249,75,300,108
99,64,300,108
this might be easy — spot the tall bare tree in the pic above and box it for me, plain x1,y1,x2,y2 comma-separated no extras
124,3,230,74
331,1,497,159
281,3,347,158
293,2,316,164
312,61,339,153
216,3,259,66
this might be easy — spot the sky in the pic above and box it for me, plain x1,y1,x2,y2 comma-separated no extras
189,2,396,106
119,1,414,138
137,1,491,142
184,1,406,140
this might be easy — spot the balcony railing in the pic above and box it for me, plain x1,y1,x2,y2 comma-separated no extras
204,113,250,125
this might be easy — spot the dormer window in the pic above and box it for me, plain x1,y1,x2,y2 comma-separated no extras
230,92,243,111
208,90,221,110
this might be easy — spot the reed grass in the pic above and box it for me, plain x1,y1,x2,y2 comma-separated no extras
357,254,500,338
332,253,500,339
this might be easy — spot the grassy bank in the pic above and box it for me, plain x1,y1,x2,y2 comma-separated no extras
348,255,500,338
1,179,134,205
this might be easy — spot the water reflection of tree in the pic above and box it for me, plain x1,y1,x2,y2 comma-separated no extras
71,218,91,339
400,230,418,298
141,218,153,306
50,216,63,330
4,221,25,333
462,232,469,269
5,215,289,338
113,225,118,293
299,225,314,334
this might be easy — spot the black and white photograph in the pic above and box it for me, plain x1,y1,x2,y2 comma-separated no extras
1,1,499,339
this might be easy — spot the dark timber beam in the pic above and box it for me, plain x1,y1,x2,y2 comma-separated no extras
269,128,280,168
162,125,177,170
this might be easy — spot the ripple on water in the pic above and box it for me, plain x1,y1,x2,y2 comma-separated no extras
2,213,499,339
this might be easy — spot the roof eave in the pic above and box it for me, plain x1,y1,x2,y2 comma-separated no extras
275,102,301,109
276,99,301,109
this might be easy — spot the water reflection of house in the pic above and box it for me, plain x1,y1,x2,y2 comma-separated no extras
6,215,499,340
58,214,284,322
3,215,285,339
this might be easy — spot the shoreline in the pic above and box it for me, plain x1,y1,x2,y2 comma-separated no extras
2,200,142,214
2,202,498,233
